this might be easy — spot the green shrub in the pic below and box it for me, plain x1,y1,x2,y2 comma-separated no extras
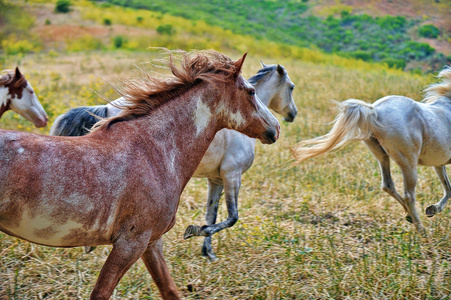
103,18,112,26
382,57,406,69
45,18,51,25
418,24,440,38
349,50,372,61
156,24,175,35
113,35,127,48
55,0,71,13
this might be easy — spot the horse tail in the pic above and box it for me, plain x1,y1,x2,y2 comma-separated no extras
292,99,380,164
423,66,451,102
50,105,108,136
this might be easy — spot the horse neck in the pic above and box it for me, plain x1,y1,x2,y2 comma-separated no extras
117,84,222,188
0,86,11,118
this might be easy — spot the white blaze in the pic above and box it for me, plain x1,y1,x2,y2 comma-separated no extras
194,98,212,135
0,86,9,106
229,110,245,128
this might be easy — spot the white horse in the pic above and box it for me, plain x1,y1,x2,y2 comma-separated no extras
292,66,451,234
0,67,48,128
50,62,297,260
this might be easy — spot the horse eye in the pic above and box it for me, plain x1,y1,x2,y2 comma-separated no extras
248,89,255,96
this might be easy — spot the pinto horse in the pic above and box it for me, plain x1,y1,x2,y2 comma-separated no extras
292,66,451,234
0,50,280,299
50,62,297,261
0,67,48,127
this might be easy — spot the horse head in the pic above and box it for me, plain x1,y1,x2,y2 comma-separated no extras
7,67,48,128
259,62,297,122
219,53,280,144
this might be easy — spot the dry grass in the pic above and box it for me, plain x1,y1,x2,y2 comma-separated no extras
1,51,450,299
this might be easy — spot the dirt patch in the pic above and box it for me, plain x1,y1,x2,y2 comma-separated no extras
35,25,109,43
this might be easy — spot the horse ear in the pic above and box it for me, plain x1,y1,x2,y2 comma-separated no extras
234,52,247,77
277,64,285,76
260,61,268,68
15,67,22,79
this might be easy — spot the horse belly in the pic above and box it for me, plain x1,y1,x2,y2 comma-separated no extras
418,147,451,166
0,204,112,247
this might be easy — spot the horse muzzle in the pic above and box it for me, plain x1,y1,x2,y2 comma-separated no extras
33,115,49,128
261,127,279,144
283,111,296,122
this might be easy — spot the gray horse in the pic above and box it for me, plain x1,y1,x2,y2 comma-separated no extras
292,66,451,234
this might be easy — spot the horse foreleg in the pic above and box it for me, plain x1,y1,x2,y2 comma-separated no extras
90,233,151,300
141,238,180,300
426,166,451,217
184,173,241,246
364,138,409,213
201,179,223,262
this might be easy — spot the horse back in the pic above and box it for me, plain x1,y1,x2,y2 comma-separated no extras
373,96,451,166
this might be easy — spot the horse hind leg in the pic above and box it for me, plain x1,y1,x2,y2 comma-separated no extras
201,179,223,262
364,138,409,215
426,166,451,217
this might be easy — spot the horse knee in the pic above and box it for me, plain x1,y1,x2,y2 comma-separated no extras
228,214,239,227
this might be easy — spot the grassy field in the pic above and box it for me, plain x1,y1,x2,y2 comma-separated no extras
1,50,449,299
1,1,450,299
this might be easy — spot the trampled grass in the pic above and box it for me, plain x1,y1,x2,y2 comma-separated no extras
1,50,449,299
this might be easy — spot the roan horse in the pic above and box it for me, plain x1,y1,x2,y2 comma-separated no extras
0,50,280,299
0,67,48,127
292,66,451,234
50,62,297,261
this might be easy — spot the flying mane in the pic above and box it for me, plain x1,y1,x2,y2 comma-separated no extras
423,66,451,103
248,64,287,86
94,49,240,130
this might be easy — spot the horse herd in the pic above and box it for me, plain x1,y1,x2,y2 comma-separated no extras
0,49,450,299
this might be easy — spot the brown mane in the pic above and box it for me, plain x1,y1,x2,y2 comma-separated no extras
94,49,240,130
0,69,27,89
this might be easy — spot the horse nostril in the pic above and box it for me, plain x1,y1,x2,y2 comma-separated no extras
264,130,277,144
284,111,296,122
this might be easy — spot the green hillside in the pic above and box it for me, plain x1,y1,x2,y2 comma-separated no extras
95,0,451,73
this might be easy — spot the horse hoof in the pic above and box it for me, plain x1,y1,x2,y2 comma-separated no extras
207,253,219,262
184,225,201,239
202,250,219,262
405,215,413,223
425,205,437,217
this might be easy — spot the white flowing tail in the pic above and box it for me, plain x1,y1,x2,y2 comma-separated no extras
292,99,381,163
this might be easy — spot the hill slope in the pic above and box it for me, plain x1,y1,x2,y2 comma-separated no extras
97,0,451,72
